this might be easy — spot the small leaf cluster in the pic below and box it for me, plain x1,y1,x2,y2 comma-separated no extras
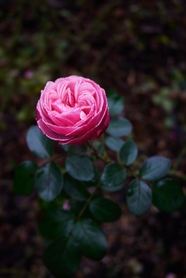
13,89,185,277
13,126,121,277
106,90,185,216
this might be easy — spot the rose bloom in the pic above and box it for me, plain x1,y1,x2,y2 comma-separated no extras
36,75,110,145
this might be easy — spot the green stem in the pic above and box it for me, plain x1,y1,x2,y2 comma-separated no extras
38,153,65,167
125,166,139,180
75,141,112,222
172,146,186,170
76,183,100,222
86,141,112,164
169,170,186,181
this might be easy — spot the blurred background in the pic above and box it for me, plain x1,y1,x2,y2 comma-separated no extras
0,0,186,277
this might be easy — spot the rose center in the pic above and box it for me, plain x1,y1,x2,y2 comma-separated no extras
51,87,95,123
63,89,76,107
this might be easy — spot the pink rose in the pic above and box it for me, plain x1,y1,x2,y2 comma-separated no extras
36,75,110,145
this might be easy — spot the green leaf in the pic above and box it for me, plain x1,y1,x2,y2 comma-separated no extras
106,117,132,137
126,179,152,216
107,89,124,116
119,140,138,166
43,235,81,278
89,197,122,222
139,156,171,181
81,165,100,187
105,136,124,152
35,162,63,202
101,163,126,191
64,174,90,201
13,161,38,196
26,125,54,158
38,208,75,240
152,178,185,212
65,155,94,181
73,218,107,260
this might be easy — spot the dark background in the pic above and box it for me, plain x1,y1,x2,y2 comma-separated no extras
0,0,186,277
